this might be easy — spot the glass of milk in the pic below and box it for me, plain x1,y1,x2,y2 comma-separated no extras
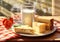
22,3,35,27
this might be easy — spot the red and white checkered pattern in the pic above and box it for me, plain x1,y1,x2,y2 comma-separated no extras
0,17,18,41
0,17,6,26
0,26,18,41
54,20,60,30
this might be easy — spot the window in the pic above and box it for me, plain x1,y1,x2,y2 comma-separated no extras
0,0,54,16
35,0,54,16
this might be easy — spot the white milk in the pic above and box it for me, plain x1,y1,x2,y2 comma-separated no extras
22,9,35,27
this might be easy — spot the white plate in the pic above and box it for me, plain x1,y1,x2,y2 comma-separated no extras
17,27,56,37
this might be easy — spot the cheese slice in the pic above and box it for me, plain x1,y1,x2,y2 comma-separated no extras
33,22,47,35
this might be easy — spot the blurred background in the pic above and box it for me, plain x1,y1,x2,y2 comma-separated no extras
0,0,56,16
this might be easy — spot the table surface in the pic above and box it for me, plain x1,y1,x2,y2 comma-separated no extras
7,31,60,42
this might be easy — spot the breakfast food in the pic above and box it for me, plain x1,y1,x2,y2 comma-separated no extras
34,16,54,30
14,21,51,35
33,22,47,34
14,25,34,34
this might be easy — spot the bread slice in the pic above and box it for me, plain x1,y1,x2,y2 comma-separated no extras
34,15,54,30
14,25,34,34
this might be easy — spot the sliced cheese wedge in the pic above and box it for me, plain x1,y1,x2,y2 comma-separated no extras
33,22,47,35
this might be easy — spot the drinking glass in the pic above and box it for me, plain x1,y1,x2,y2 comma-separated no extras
22,2,35,27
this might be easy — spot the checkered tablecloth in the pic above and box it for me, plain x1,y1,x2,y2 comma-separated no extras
0,26,18,41
0,17,18,41
54,20,60,30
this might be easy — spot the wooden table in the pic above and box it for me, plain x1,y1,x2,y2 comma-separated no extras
6,31,60,42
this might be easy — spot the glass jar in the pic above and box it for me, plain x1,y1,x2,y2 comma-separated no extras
22,3,35,27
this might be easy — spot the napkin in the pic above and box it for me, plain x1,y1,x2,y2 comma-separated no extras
0,26,18,41
54,20,60,31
